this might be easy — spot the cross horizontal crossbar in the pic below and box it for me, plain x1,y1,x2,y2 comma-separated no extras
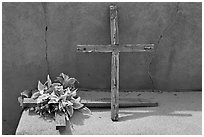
76,44,154,53
23,97,158,108
23,98,58,108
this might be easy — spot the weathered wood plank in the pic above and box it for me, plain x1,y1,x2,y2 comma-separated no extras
81,98,158,108
110,5,119,45
23,98,37,108
23,96,158,108
110,5,119,121
119,44,154,52
23,98,58,108
55,112,66,130
111,51,119,121
76,44,154,52
77,44,113,52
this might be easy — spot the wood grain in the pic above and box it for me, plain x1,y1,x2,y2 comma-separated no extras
23,98,58,108
110,5,119,121
110,5,119,45
55,112,66,130
81,98,158,108
76,44,154,52
23,98,37,108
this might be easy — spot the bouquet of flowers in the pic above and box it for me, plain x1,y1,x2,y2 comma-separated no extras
18,73,91,122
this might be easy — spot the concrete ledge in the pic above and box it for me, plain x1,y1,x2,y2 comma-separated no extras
16,91,202,135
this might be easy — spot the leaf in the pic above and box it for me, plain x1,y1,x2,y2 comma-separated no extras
60,73,69,80
48,99,58,104
51,90,57,96
70,96,80,103
59,94,68,101
54,90,60,97
55,73,78,89
31,91,41,99
65,113,70,121
54,86,64,96
47,75,52,88
74,96,81,102
37,94,49,103
31,89,39,95
38,81,45,94
79,107,92,115
61,73,69,88
70,89,77,97
51,83,61,87
64,100,73,106
55,73,69,85
55,86,63,91
49,94,58,99
20,90,32,98
55,77,64,83
44,87,54,94
66,106,74,118
61,101,66,107
58,90,64,96
72,102,84,110
67,78,78,85
65,87,71,94
58,102,62,111
63,78,76,88
18,96,23,107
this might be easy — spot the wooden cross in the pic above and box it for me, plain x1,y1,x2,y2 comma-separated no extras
23,98,66,130
76,5,154,121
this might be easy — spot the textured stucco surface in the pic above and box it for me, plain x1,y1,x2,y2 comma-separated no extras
2,2,201,134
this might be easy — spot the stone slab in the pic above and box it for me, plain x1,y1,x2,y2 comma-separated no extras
15,91,202,135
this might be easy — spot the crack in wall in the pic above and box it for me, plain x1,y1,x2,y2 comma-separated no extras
147,2,180,91
176,2,180,13
146,32,163,91
176,2,183,14
39,3,182,90
42,2,50,75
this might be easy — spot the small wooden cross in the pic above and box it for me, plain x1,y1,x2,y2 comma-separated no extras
23,98,66,130
76,5,154,121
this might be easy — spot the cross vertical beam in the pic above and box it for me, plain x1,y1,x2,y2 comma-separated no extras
110,5,119,121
